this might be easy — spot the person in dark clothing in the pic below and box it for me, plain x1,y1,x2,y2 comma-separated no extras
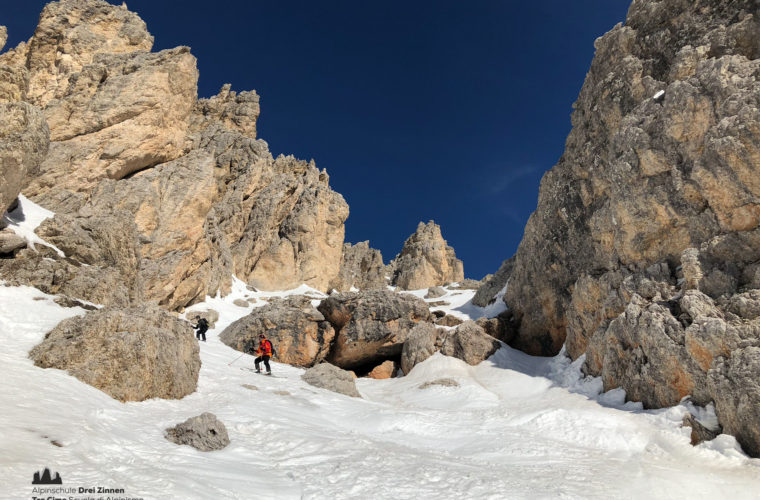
254,333,273,374
193,315,209,342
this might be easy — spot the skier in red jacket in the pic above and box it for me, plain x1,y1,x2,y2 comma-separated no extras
254,333,273,375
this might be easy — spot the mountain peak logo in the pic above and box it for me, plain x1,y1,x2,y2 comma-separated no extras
32,467,62,485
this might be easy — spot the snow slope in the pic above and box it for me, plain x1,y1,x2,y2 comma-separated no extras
2,282,760,500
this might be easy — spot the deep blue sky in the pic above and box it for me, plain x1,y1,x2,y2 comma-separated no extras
3,1,630,279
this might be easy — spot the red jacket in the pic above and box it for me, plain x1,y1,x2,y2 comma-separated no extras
257,339,272,357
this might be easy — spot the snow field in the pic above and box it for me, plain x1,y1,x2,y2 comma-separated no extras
2,281,760,499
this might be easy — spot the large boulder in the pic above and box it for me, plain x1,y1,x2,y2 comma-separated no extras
29,305,200,402
390,221,464,290
0,102,49,215
219,296,335,368
439,321,500,366
318,290,431,369
164,412,230,452
301,363,361,398
400,322,439,374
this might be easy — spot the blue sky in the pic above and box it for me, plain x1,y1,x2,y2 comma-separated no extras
3,1,630,279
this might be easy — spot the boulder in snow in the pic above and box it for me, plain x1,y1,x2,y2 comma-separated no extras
220,296,334,368
439,321,500,366
29,305,200,402
302,363,361,398
165,412,230,451
425,286,446,299
401,322,439,375
318,290,431,369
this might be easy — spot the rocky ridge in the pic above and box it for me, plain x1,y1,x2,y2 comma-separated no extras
494,0,760,456
0,0,348,309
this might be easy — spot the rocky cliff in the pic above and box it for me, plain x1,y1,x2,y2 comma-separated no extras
390,221,464,290
500,0,760,456
0,0,349,308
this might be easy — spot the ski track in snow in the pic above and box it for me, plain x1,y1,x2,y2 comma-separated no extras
1,277,760,499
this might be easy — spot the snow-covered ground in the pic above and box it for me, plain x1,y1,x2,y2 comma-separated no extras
2,280,760,500
1,196,758,498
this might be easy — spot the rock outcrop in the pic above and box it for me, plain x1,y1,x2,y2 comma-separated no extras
302,363,361,398
318,290,431,369
472,257,514,307
400,322,439,374
164,412,230,451
219,296,335,368
497,0,760,456
0,0,349,308
0,103,49,216
29,305,200,402
390,221,464,290
505,0,760,357
439,321,500,366
329,241,387,291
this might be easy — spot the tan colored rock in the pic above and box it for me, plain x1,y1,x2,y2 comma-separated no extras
0,229,26,254
318,290,432,369
26,47,198,209
0,26,6,51
24,0,154,108
400,322,439,375
390,221,464,290
439,321,500,366
219,296,335,368
505,2,760,356
329,241,387,291
190,84,259,139
367,360,396,379
0,102,49,215
29,305,200,402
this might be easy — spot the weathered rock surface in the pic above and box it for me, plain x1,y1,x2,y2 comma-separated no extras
29,305,200,402
425,286,446,299
0,229,26,255
1,0,350,306
301,363,361,398
472,257,514,307
220,296,335,368
475,312,516,344
400,322,439,375
439,321,500,366
164,412,230,451
436,314,463,327
0,102,49,215
504,1,760,357
318,290,431,369
367,360,397,379
390,221,464,290
419,378,459,389
329,241,387,291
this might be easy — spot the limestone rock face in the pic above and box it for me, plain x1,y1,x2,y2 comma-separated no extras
577,237,760,457
219,296,335,368
400,322,439,374
472,257,514,307
318,290,431,369
165,412,230,452
390,221,464,290
504,0,760,357
329,241,387,291
1,0,350,306
26,46,198,209
0,26,6,51
29,305,200,402
302,363,361,398
190,84,259,139
439,321,500,366
0,102,49,215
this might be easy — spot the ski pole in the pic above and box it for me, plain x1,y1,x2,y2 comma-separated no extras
228,351,246,366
